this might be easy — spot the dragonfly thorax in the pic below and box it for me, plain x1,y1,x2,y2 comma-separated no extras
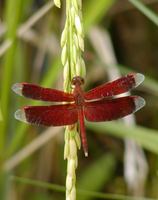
72,76,85,106
72,83,85,106
75,93,85,106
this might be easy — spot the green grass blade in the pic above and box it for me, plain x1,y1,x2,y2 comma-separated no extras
87,121,158,155
77,154,116,200
42,58,61,87
0,107,2,121
129,0,158,26
0,172,10,200
12,176,156,200
83,0,115,31
0,0,23,152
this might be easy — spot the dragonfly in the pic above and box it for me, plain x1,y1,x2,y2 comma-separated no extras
12,73,145,156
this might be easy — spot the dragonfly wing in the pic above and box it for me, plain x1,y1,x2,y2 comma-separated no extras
85,73,144,100
12,83,74,102
15,104,78,126
84,96,145,122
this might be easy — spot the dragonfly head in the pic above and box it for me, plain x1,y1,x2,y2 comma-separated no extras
71,76,84,88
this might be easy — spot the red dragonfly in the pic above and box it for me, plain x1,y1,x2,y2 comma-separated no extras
12,73,145,156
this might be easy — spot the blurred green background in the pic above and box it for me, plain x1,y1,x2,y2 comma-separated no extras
0,0,158,199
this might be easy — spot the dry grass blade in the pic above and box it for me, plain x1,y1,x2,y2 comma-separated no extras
0,1,54,57
4,127,62,171
17,1,54,37
0,39,12,57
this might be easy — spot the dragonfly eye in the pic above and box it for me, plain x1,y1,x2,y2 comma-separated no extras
71,76,84,86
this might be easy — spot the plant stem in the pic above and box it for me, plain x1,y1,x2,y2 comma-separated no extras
60,0,85,199
0,0,23,154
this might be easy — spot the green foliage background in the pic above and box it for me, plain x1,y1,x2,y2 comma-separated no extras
0,0,158,199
